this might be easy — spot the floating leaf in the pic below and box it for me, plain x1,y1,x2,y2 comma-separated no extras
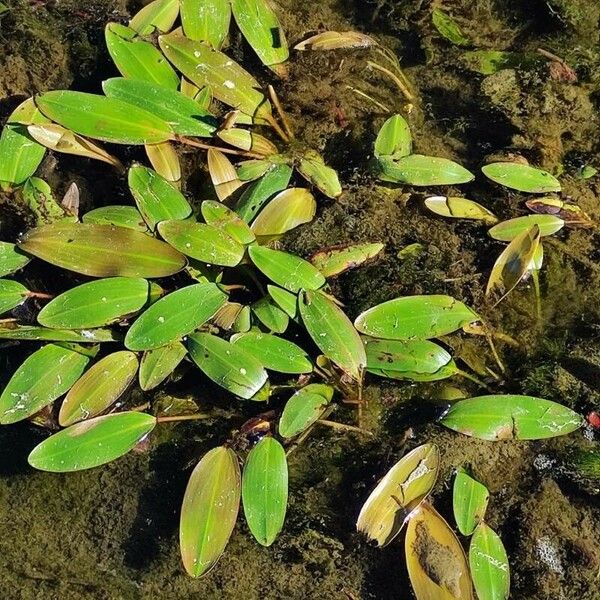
19,222,186,277
0,279,28,314
218,128,278,156
357,444,440,547
201,200,255,245
38,277,149,329
297,150,342,198
278,384,334,438
0,325,118,343
469,523,510,600
0,242,30,276
208,148,244,201
125,283,227,351
374,114,412,159
82,205,148,231
36,91,173,145
267,285,297,317
103,78,216,137
310,242,384,277
145,141,181,184
139,342,187,391
180,0,231,48
251,296,289,333
231,0,289,76
59,351,138,426
405,502,474,600
231,331,312,374
105,23,180,89
425,196,498,225
462,50,520,75
355,295,480,340
242,437,288,546
0,344,89,424
248,246,325,293
432,9,470,46
180,446,240,578
128,165,192,230
525,196,593,228
378,154,474,186
28,412,156,472
188,332,268,399
294,31,377,51
488,215,564,241
21,177,71,225
158,219,245,267
129,0,180,35
251,188,316,238
453,469,489,536
482,162,561,193
237,159,272,182
441,394,583,440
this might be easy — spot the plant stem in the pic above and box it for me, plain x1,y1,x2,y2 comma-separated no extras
176,136,265,159
268,84,294,139
345,85,390,113
532,269,542,322
367,59,414,101
317,419,373,436
26,291,54,300
157,413,211,424
264,113,290,142
456,369,493,392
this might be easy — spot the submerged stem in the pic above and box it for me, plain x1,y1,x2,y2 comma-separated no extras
317,419,373,436
26,291,54,300
456,369,493,392
268,85,294,139
532,269,542,322
157,413,211,424
177,136,265,159
367,59,414,102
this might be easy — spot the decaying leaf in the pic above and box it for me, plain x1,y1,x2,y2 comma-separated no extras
424,196,498,225
208,148,244,201
294,31,377,51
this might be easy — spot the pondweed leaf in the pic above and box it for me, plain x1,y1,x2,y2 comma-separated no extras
201,201,255,245
188,333,268,399
125,283,227,351
251,296,289,333
278,384,334,438
453,469,489,536
297,150,342,198
128,165,192,230
355,295,480,340
139,341,187,391
217,128,278,156
82,205,149,231
0,324,119,343
374,114,412,159
0,242,30,276
19,222,186,278
236,164,293,222
231,0,289,76
469,523,510,600
310,242,384,278
242,437,288,546
378,155,475,186
208,148,244,201
462,50,520,75
22,177,72,226
59,351,139,426
38,277,149,329
368,361,458,382
129,0,180,35
267,285,297,318
294,31,377,51
299,290,366,381
180,446,240,578
432,9,470,46
405,502,474,600
158,219,245,267
231,331,312,374
482,162,561,193
251,187,316,238
249,246,325,293
0,344,89,424
488,215,564,241
28,412,157,472
35,91,174,145
180,0,231,48
103,78,217,138
425,196,498,225
525,196,593,228
441,394,583,440
145,141,181,184
237,159,272,182
0,279,28,314
357,444,440,546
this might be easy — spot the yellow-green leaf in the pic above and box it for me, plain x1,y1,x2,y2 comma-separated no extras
488,215,564,241
297,150,342,198
0,279,28,314
374,114,412,159
180,0,231,48
129,0,180,35
0,242,30,277
310,242,384,277
278,384,333,438
251,187,316,238
425,196,498,225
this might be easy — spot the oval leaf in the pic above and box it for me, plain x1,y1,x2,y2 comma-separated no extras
251,188,316,237
310,242,384,278
0,242,30,277
488,215,564,241
379,154,474,186
130,0,180,35
139,342,187,391
297,151,342,198
425,196,498,225
0,325,119,343
0,279,28,314
201,200,255,245
82,205,148,231
365,338,453,375
278,384,334,438
482,162,561,193
374,114,412,159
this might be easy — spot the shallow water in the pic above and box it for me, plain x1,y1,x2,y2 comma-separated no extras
0,0,599,598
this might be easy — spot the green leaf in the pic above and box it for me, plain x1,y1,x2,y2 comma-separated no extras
374,114,412,159
22,177,72,226
38,277,149,329
19,222,186,278
180,0,231,48
159,33,273,123
378,154,474,186
0,279,28,314
28,412,157,472
0,344,89,424
0,242,30,276
368,361,458,382
299,290,366,380
355,295,480,340
236,159,271,182
201,200,255,245
251,188,316,238
278,384,334,438
453,469,490,536
462,50,520,75
357,444,440,546
441,394,584,440
82,205,149,231
128,165,192,230
297,150,342,198
267,285,297,318
0,98,48,186
59,351,139,426
469,523,510,600
231,0,289,75
242,437,288,546
129,0,180,35
231,331,312,374
180,446,240,578
251,296,289,334
0,325,119,342
236,163,293,222
432,9,470,46
125,283,227,351
104,78,216,138
188,332,268,399
310,242,384,278
424,196,498,225
248,246,325,293
36,91,173,145
482,162,561,193
488,215,564,241
139,342,187,391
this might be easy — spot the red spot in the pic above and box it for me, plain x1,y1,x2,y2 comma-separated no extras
586,411,600,429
